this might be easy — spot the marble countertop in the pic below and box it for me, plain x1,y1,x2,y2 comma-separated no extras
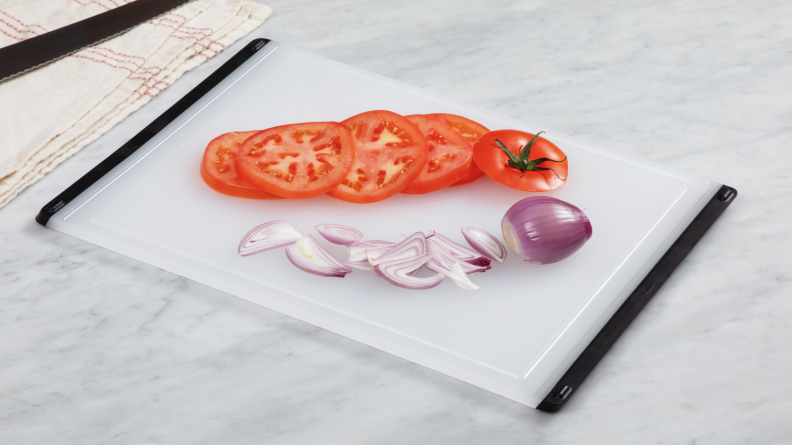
2,0,791,443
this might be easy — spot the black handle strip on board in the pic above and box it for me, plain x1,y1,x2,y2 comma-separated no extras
537,184,737,412
0,0,191,82
35,39,271,226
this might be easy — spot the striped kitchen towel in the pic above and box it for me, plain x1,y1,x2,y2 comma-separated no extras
0,0,272,209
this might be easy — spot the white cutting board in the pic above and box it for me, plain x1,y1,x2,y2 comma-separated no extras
46,42,720,407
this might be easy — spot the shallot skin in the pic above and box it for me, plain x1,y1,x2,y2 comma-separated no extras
501,196,592,264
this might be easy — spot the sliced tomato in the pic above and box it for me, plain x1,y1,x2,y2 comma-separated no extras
473,130,568,192
328,110,428,204
400,115,473,194
200,131,284,200
235,122,355,199
426,113,490,186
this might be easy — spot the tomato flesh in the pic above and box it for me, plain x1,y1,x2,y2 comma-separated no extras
328,110,428,203
473,130,568,192
235,122,355,199
427,113,490,186
200,131,284,200
400,115,473,194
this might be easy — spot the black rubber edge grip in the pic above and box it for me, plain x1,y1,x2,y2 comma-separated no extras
537,184,737,412
35,38,271,226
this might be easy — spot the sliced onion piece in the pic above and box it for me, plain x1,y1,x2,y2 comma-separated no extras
342,260,372,272
286,235,351,278
370,232,426,267
363,246,396,276
239,221,303,256
426,231,491,267
372,253,444,290
426,240,491,274
364,246,397,264
427,254,479,291
448,262,478,290
365,232,426,277
342,246,402,275
366,245,423,277
315,223,364,245
343,250,421,276
347,240,396,262
461,227,507,264
425,249,490,275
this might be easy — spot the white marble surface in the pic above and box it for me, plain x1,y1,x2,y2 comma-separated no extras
1,0,791,443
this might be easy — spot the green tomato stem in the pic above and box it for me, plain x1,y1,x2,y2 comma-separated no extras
494,132,566,180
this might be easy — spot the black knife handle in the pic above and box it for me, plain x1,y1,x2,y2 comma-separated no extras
0,0,189,81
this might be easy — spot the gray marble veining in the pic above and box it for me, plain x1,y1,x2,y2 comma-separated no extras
2,0,791,443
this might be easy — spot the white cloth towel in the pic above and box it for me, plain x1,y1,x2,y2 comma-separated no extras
0,0,272,209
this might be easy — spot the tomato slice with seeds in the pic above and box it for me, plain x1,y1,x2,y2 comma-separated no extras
200,131,284,200
328,110,428,204
400,115,473,195
426,114,490,186
235,122,355,199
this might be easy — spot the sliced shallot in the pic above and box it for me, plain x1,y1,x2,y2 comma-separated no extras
426,231,491,267
238,221,303,256
364,246,398,264
362,246,396,276
315,223,364,245
372,252,445,290
370,232,426,266
342,260,372,271
347,240,396,262
432,257,479,290
426,238,491,274
342,249,392,274
425,249,490,275
367,233,427,277
461,227,507,263
427,254,479,291
448,262,478,291
286,235,351,278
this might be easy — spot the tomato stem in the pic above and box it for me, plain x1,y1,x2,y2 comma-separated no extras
494,132,567,180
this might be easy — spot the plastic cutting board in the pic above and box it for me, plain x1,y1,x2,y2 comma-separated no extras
36,40,737,411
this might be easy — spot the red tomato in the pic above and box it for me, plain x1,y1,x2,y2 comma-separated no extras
400,115,473,194
328,110,428,203
426,113,490,186
235,122,355,199
200,131,284,200
473,130,568,192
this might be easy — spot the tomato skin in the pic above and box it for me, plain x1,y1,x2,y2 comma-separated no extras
426,114,490,186
400,115,473,194
473,130,568,192
328,110,428,204
236,122,355,199
451,158,486,186
201,131,284,200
